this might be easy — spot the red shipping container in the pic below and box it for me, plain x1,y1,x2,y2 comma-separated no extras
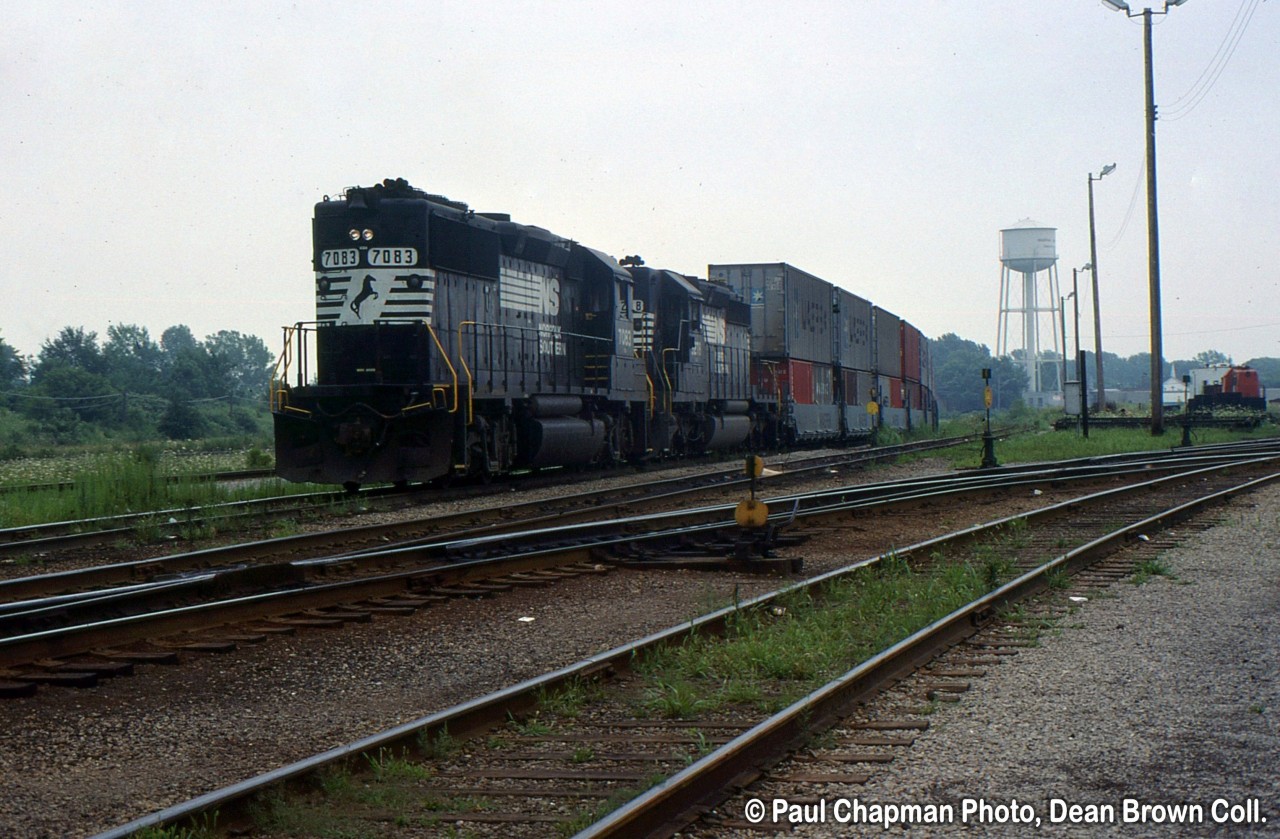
789,359,815,405
887,376,904,409
843,370,861,405
752,360,787,403
900,323,923,383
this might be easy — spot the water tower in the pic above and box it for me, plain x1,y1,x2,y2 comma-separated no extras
997,220,1062,407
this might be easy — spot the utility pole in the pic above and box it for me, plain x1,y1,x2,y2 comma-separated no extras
1102,0,1186,434
1142,6,1165,434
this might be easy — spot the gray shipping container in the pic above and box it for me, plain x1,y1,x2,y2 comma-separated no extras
872,306,902,378
834,287,873,372
708,263,833,364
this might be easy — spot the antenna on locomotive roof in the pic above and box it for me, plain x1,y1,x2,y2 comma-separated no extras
620,255,645,267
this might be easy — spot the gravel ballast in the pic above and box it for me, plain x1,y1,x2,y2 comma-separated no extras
771,485,1280,838
2,460,1276,837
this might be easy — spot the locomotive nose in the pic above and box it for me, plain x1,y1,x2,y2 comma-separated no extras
335,419,375,455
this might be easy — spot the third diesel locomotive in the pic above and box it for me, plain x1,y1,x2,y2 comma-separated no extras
271,178,935,488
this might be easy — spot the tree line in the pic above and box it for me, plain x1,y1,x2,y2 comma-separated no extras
930,332,1280,414
0,325,274,444
2,322,1274,445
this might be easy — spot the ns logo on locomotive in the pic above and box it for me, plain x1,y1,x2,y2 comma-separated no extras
271,178,936,490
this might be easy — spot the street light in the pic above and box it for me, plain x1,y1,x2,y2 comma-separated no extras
1088,165,1114,410
1060,294,1071,392
1102,0,1188,435
1071,265,1086,366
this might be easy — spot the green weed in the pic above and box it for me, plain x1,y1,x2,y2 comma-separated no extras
1131,558,1177,585
417,726,459,760
537,676,604,719
366,748,432,782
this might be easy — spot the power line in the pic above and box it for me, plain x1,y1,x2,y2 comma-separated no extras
1103,155,1145,251
1163,0,1261,122
0,390,254,407
1105,320,1280,340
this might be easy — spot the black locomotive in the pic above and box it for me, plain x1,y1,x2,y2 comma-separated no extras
272,178,934,488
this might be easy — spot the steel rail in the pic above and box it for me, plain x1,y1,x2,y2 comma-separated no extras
88,458,1280,839
0,436,975,602
0,547,598,668
0,487,377,554
353,449,1280,565
7,448,1276,639
0,436,973,556
579,467,1280,837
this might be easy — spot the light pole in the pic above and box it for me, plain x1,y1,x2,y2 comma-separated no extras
1059,294,1071,393
1070,266,1084,366
1102,0,1187,435
1072,266,1088,430
1087,164,1114,410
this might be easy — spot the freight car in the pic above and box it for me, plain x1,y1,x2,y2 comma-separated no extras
271,179,935,488
1186,365,1266,413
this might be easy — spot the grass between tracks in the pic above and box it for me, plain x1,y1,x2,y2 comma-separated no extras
0,444,323,534
234,524,1035,839
631,550,990,720
917,415,1280,471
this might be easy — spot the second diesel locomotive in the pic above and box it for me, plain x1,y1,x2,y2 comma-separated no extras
271,178,935,488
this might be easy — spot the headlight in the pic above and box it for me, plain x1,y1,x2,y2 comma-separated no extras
348,229,360,241
362,228,374,241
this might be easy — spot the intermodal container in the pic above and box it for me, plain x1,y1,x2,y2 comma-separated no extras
708,263,834,364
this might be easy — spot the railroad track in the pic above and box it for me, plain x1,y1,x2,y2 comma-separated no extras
0,436,983,692
87,447,1280,838
0,435,979,601
0,436,972,559
4,442,1273,680
10,433,1273,603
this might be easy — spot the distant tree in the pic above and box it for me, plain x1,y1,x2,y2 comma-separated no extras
0,333,26,390
103,324,164,395
157,398,205,440
160,324,200,357
21,327,123,427
930,333,1027,413
33,326,105,380
158,325,216,399
203,330,273,400
1107,353,1154,390
1193,349,1230,366
990,355,1030,411
25,364,119,425
932,333,990,413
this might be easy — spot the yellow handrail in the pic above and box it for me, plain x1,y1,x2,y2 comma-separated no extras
457,320,476,425
269,325,296,412
403,323,460,414
660,348,677,414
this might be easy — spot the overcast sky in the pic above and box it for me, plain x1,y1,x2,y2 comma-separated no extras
3,1,1276,368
